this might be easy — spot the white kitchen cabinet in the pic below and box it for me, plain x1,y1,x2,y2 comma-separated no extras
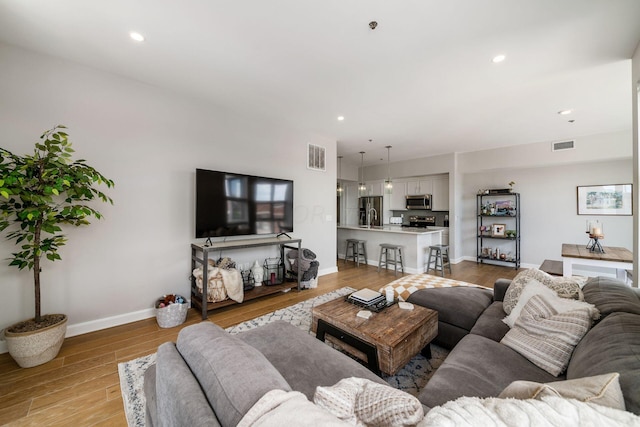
389,181,407,210
431,175,449,211
406,178,433,195
344,182,359,225
365,180,384,196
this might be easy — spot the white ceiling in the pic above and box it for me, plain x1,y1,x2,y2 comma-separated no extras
1,0,639,166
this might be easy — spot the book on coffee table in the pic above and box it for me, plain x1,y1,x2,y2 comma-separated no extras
348,288,385,306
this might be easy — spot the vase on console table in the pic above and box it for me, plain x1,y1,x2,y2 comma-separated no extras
251,260,264,285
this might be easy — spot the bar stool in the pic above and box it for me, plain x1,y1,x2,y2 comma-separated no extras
344,239,367,267
378,244,404,276
425,244,451,277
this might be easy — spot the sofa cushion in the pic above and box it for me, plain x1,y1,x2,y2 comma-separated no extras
154,342,220,427
469,301,509,342
503,279,598,328
407,287,493,331
567,312,640,415
313,377,424,426
498,372,625,410
582,276,640,317
143,364,158,427
238,320,387,400
503,268,585,315
501,294,596,376
177,322,291,427
419,334,560,408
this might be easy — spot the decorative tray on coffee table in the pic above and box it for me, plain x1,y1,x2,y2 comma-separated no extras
345,288,396,312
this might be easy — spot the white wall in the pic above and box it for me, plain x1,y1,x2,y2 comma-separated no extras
632,42,640,284
0,43,337,347
460,158,633,267
357,131,633,267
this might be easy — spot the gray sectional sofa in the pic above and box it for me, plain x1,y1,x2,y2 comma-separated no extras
413,276,640,414
144,275,640,425
144,320,388,427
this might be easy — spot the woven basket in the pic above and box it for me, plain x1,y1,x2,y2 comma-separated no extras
155,301,188,328
195,272,228,302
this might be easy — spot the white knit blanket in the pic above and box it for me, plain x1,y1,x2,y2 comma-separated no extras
419,396,640,427
237,390,351,427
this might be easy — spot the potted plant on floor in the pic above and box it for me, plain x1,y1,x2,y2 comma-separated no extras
0,125,114,368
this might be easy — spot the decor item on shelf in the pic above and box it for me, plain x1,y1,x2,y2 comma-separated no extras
263,258,284,286
192,258,243,303
155,294,188,328
384,145,393,194
488,188,512,195
508,181,515,192
241,269,255,291
0,125,114,368
251,260,265,285
286,248,319,289
358,151,367,197
492,224,506,237
336,155,344,197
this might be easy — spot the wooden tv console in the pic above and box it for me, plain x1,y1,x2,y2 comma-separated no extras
190,237,302,319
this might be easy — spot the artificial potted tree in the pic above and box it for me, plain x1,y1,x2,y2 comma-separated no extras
0,125,114,368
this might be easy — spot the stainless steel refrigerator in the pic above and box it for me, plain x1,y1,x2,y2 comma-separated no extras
358,196,383,227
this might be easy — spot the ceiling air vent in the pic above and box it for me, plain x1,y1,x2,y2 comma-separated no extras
552,140,575,152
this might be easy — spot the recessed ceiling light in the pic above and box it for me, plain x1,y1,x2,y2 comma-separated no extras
558,109,572,115
337,116,345,121
129,32,145,42
492,54,506,63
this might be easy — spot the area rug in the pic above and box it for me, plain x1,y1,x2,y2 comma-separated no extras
118,286,448,427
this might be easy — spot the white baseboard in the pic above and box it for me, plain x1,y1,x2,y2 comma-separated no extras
0,268,340,356
0,307,158,355
66,308,157,338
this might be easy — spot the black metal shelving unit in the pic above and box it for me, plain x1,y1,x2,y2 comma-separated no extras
476,192,520,269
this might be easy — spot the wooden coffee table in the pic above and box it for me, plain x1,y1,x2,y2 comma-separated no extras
311,296,438,376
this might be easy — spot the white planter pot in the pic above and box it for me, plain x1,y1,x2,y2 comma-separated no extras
3,314,68,368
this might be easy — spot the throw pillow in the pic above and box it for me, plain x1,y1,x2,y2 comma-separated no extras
503,279,599,328
503,268,585,315
501,294,597,376
314,377,424,427
498,372,626,411
502,279,558,328
503,269,553,314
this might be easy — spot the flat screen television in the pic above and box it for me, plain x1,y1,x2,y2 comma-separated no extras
195,168,294,238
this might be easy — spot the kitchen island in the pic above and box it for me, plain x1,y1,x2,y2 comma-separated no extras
337,225,443,274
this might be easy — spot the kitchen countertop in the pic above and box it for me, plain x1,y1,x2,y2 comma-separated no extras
337,225,444,235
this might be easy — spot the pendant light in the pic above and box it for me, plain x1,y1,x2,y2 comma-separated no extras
358,151,367,196
384,145,393,194
336,156,344,197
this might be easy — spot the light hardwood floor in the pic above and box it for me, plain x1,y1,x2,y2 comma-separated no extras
0,260,520,426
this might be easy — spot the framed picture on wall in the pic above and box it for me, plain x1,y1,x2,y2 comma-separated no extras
491,223,506,237
577,184,632,215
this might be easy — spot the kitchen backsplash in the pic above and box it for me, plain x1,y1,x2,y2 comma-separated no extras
391,209,450,227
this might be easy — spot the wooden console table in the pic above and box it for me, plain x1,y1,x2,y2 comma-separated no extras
561,243,632,282
191,237,302,320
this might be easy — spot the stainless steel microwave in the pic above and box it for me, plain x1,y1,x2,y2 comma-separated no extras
406,194,431,210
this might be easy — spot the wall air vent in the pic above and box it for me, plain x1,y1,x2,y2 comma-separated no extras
552,140,575,152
